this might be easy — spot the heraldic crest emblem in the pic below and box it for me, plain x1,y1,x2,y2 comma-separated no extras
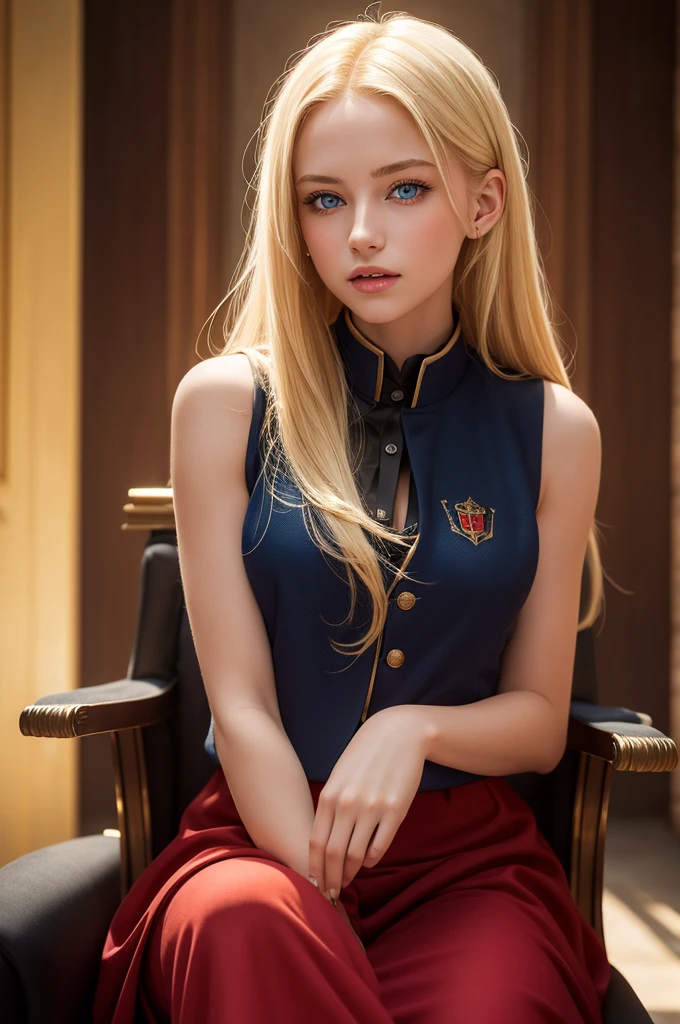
441,496,495,546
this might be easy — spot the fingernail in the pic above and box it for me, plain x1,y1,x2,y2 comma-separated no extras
308,876,318,887
329,888,339,901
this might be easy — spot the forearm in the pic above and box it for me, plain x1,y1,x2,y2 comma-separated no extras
213,707,315,879
404,691,565,776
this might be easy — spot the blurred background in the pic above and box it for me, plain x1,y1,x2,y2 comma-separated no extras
0,0,678,1018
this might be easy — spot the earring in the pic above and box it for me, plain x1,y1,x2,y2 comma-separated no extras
475,225,481,239
305,251,310,257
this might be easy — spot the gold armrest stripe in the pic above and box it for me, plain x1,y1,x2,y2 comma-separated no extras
20,682,176,739
567,716,678,772
611,733,678,772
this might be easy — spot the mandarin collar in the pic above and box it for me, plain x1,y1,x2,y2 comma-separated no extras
333,306,469,409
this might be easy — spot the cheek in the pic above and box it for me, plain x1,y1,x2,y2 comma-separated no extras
401,203,460,263
300,210,341,261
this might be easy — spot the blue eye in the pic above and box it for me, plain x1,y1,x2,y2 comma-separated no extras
389,180,432,202
394,183,419,200
302,178,432,214
302,191,347,213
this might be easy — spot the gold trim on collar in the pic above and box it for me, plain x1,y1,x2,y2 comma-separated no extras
411,319,462,407
343,307,384,401
342,307,462,408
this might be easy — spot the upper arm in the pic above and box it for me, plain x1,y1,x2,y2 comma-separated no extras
170,353,281,726
496,380,602,764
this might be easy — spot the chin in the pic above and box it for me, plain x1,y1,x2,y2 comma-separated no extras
343,294,413,325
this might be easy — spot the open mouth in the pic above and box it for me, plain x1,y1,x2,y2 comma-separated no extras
351,272,398,279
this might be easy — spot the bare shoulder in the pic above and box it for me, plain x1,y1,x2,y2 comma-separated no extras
538,380,601,512
172,353,256,472
174,351,255,412
543,379,599,439
542,380,601,461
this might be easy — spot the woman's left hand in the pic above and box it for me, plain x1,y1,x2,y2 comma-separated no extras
308,705,427,900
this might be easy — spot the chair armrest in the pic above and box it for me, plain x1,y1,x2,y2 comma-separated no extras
0,835,121,1024
567,703,678,772
122,486,175,530
19,676,177,739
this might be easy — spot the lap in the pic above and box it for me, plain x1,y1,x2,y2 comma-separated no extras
142,855,386,1022
134,770,608,1024
154,855,304,924
365,888,606,1024
145,854,341,968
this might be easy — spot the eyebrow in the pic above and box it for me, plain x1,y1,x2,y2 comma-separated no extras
295,158,436,186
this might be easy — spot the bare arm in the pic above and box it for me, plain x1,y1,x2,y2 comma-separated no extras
170,353,315,880
406,379,602,775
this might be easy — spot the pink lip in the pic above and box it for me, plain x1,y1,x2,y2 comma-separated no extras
350,275,400,294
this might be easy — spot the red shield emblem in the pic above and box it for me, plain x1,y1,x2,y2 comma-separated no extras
441,496,494,545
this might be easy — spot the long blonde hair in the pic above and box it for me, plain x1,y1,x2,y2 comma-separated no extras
210,11,604,659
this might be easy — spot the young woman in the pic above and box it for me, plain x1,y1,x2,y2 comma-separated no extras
93,11,610,1024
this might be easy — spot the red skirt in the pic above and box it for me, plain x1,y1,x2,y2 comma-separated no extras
93,769,611,1024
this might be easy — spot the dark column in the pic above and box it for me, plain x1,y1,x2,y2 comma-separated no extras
80,0,229,834
528,0,675,816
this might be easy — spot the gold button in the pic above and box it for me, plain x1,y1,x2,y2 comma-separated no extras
396,591,416,610
386,649,405,668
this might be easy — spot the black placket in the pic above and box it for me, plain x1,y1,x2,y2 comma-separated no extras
334,306,466,556
351,349,430,534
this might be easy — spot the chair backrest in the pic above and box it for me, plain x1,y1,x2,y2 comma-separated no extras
131,531,214,858
131,531,598,869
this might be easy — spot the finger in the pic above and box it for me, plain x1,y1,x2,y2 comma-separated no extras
308,793,335,894
341,812,382,888
362,808,402,868
323,804,357,899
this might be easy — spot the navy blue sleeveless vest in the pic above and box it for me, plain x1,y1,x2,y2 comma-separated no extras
204,307,544,791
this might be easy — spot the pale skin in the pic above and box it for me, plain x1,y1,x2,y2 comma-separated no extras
170,92,600,956
293,95,601,924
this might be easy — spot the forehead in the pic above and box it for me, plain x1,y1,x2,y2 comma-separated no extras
293,93,432,171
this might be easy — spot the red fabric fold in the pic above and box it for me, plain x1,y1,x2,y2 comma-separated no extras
93,769,610,1024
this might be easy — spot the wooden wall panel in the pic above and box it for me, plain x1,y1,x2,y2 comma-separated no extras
530,0,675,817
0,0,82,863
80,0,228,834
590,0,675,816
526,0,594,396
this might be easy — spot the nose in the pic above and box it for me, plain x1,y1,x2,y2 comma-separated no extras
347,200,385,255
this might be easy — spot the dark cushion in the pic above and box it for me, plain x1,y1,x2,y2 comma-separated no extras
570,702,642,725
0,834,120,1024
603,964,654,1024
